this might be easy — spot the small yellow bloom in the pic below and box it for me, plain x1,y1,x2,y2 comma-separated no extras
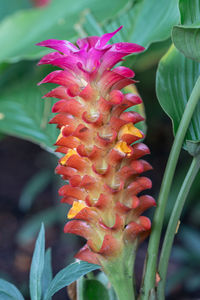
119,123,142,139
68,201,87,219
114,141,132,156
60,149,78,166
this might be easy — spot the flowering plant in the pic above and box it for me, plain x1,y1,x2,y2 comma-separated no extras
0,1,200,300
36,26,155,300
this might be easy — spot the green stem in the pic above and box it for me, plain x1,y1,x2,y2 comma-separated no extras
140,76,200,300
101,244,137,300
77,277,84,300
157,154,200,299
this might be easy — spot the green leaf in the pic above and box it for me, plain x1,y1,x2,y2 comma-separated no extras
179,226,200,256
171,246,191,263
96,272,117,300
156,45,200,152
30,224,45,300
42,249,53,300
83,279,109,300
166,267,190,295
126,38,172,72
19,170,52,211
172,1,200,62
172,25,200,62
44,261,100,300
0,70,59,152
186,140,200,156
17,206,66,244
0,0,31,22
179,0,200,25
79,0,180,49
185,275,200,292
0,279,24,300
0,0,129,63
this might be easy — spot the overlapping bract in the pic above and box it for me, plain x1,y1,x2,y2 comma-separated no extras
37,27,155,265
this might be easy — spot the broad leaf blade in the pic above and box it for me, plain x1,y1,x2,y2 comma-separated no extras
156,45,200,152
30,224,45,300
0,0,31,22
172,0,200,62
172,25,200,62
179,0,200,25
80,0,180,49
0,279,24,300
44,261,100,300
0,0,129,62
0,72,59,152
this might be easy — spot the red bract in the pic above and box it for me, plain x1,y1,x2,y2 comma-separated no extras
37,27,155,266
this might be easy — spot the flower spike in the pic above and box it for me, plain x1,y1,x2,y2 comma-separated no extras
37,27,154,273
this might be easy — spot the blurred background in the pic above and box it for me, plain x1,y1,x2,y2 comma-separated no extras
0,1,200,299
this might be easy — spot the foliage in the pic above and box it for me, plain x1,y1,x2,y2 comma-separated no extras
0,225,100,300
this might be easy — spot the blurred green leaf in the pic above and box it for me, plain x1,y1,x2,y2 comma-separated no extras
17,205,66,244
171,246,191,263
172,25,200,62
166,267,190,295
156,45,200,152
0,0,129,63
0,0,31,21
0,71,59,152
189,202,200,226
42,249,53,300
79,0,179,49
185,274,200,292
30,224,45,300
83,279,109,300
0,61,34,89
19,170,52,212
179,0,200,25
96,272,117,300
44,261,100,300
179,226,200,257
126,39,172,72
0,279,24,300
164,157,200,224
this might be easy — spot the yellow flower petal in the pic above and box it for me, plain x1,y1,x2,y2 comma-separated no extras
119,123,142,139
60,149,78,166
114,141,131,156
56,126,66,143
67,201,87,219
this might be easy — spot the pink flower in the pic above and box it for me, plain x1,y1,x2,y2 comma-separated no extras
37,27,155,267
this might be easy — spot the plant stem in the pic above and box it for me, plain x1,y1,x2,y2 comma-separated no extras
77,277,84,300
157,154,200,299
140,76,200,300
100,244,137,300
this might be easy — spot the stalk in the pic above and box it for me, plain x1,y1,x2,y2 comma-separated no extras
101,244,137,300
77,277,84,300
157,154,200,299
140,76,200,300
